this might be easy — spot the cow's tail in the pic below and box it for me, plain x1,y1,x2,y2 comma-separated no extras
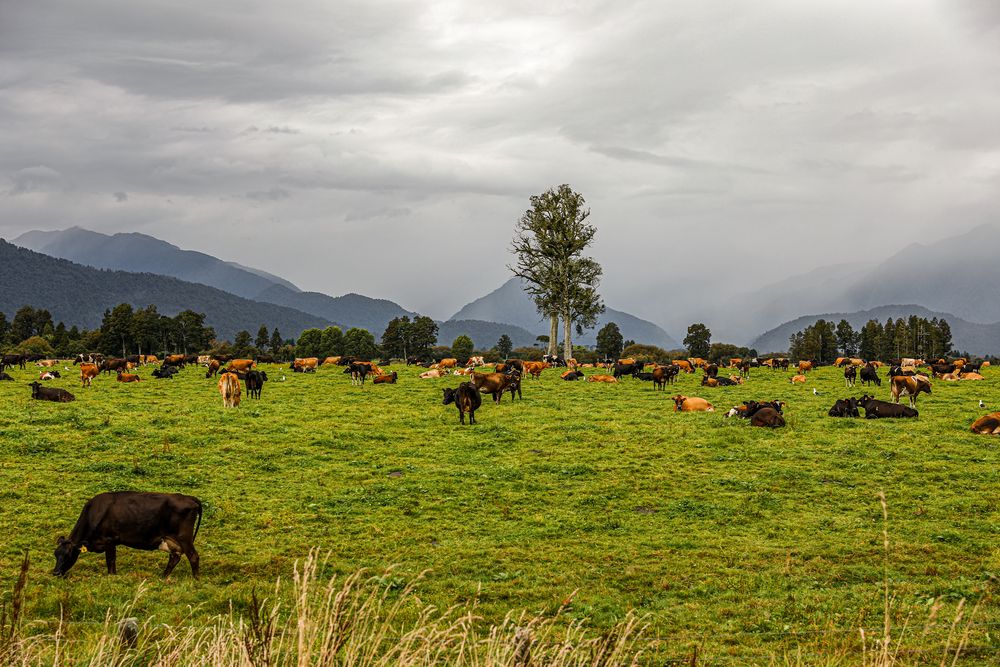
193,500,203,539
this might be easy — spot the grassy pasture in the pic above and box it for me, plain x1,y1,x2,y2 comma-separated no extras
0,360,998,662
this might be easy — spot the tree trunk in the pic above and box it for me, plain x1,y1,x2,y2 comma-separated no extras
562,311,573,361
547,316,559,357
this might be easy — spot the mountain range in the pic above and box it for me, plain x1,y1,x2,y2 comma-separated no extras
12,228,678,350
0,240,330,339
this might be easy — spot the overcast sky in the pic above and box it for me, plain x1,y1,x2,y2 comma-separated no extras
2,0,998,325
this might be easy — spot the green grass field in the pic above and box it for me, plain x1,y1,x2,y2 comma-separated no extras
1,361,998,663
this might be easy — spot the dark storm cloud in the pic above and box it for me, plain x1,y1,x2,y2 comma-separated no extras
1,0,998,324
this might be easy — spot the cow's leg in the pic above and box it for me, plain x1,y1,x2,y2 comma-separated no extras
185,545,200,579
470,408,476,424
161,538,183,577
105,546,117,575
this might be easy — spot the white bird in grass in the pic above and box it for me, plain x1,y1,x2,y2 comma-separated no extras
980,400,986,409
280,375,286,382
812,388,821,396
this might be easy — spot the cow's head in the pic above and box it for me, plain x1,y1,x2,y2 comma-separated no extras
259,372,268,382
52,536,82,576
442,388,456,405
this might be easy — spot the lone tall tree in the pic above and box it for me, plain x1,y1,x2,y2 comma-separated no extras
510,184,604,360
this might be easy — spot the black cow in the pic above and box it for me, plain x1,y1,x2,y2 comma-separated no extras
728,400,785,427
53,491,202,578
562,370,585,381
29,381,75,402
859,395,917,419
738,360,751,378
635,372,654,381
152,365,179,379
961,361,983,374
1,354,26,371
828,397,860,417
0,372,13,381
844,365,857,387
442,382,482,425
505,369,523,401
542,354,565,367
860,364,881,387
612,362,642,379
255,354,276,364
889,366,916,378
245,370,268,399
73,353,102,365
929,363,956,377
703,363,719,378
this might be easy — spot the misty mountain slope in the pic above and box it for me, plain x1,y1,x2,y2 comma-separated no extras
450,278,680,349
436,319,537,350
255,285,417,335
0,240,329,340
14,227,300,299
843,224,1000,323
751,304,1000,355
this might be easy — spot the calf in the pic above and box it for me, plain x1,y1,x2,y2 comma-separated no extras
844,365,857,387
218,372,241,408
828,397,860,417
245,370,268,399
703,363,719,379
561,370,584,381
789,374,806,384
859,394,917,418
442,382,482,425
373,371,398,384
30,381,75,402
346,362,370,386
152,365,178,379
52,491,202,578
750,406,785,427
39,371,61,380
116,372,141,383
587,374,618,383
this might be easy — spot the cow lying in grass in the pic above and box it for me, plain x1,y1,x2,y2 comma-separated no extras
443,382,481,425
828,397,860,417
561,370,584,381
859,394,917,418
373,372,398,384
672,395,713,412
725,400,785,426
970,412,1000,435
29,381,75,402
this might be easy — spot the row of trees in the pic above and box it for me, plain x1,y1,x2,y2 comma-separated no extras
789,317,954,363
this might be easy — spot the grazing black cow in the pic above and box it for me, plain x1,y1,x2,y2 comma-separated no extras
828,397,860,417
152,365,179,379
703,363,719,379
612,361,642,379
561,370,585,381
29,381,75,402
860,364,881,387
245,370,268,399
0,372,13,381
858,394,918,418
442,382,482,425
844,365,857,387
1,354,26,371
53,491,202,578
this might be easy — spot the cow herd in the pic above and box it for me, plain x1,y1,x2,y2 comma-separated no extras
1,349,996,580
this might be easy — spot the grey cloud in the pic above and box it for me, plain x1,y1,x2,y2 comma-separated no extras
246,187,291,201
113,191,128,202
8,166,63,195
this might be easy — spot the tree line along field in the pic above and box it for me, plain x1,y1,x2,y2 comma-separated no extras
0,360,998,663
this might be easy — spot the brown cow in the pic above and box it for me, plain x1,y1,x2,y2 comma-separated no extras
890,375,931,408
688,357,707,369
218,372,241,408
322,356,342,365
205,360,221,378
790,374,806,384
672,360,694,373
522,361,549,379
672,395,714,412
373,372,398,384
970,413,1000,435
116,372,141,383
227,359,256,373
728,358,742,368
80,363,99,387
37,359,58,368
420,369,446,379
468,369,519,403
798,361,814,373
290,358,318,372
587,375,618,383
437,358,458,369
164,354,186,366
